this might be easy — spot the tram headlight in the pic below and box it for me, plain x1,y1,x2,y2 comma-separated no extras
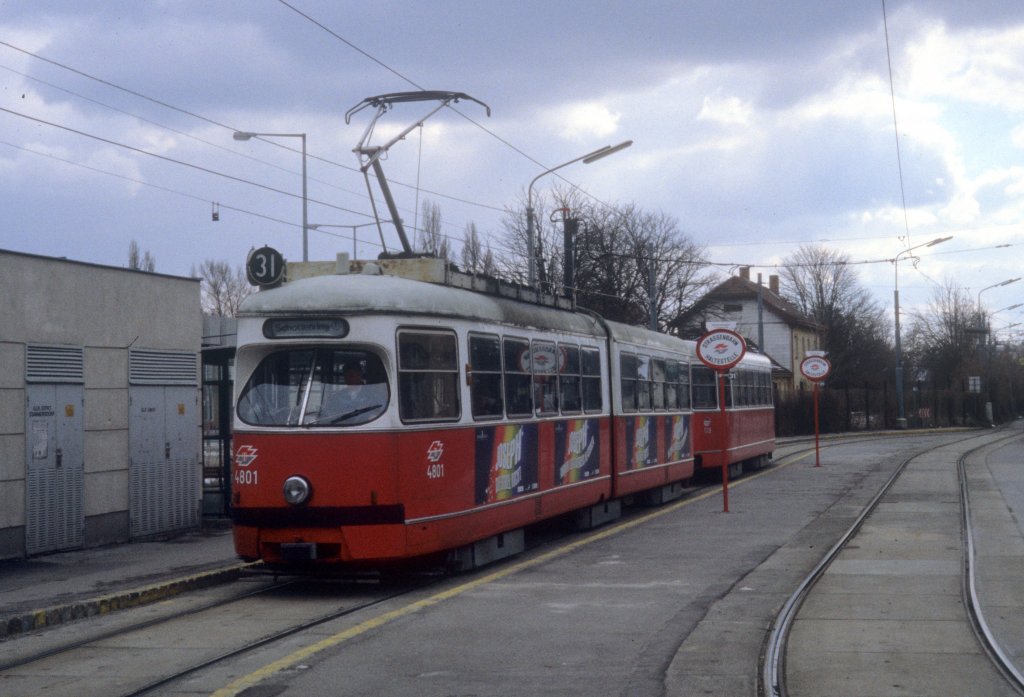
283,476,312,506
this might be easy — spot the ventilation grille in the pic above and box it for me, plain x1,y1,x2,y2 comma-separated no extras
130,349,198,386
26,345,84,383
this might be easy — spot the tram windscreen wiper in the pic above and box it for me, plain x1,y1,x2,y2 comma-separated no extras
324,404,383,424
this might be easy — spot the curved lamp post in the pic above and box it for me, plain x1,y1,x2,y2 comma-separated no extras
526,140,632,288
893,235,952,427
234,131,308,261
977,278,1020,313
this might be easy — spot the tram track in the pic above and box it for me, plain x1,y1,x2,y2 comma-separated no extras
0,572,443,697
760,427,1024,697
959,430,1024,693
0,575,296,673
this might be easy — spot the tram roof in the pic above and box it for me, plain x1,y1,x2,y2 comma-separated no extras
239,271,702,355
239,272,606,336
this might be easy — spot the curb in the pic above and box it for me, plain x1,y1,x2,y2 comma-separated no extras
0,562,257,641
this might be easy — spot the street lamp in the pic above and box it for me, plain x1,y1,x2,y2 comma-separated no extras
977,277,1020,313
233,131,309,262
526,140,632,288
892,235,952,427
308,221,390,258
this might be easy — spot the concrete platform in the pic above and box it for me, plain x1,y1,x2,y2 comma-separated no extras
786,425,1024,696
0,525,246,641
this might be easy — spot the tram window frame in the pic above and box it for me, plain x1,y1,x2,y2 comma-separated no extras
503,337,533,418
532,339,559,416
620,352,637,412
397,329,461,423
558,343,582,415
581,346,602,413
469,333,504,419
236,347,389,428
665,360,679,409
678,361,691,410
636,353,652,411
691,365,718,409
734,369,747,407
651,358,667,410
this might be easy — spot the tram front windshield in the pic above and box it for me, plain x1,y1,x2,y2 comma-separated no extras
237,348,388,427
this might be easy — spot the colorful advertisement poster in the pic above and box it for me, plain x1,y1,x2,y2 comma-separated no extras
475,423,539,504
625,416,657,470
665,414,692,462
554,419,601,485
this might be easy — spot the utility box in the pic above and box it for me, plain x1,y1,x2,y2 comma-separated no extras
24,345,85,555
0,249,201,560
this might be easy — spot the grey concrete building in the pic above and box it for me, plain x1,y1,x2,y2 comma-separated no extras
0,249,202,560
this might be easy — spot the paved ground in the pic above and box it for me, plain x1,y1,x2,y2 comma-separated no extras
787,424,1024,696
3,428,1023,697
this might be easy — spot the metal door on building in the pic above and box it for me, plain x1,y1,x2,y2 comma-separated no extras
129,349,200,538
25,345,85,555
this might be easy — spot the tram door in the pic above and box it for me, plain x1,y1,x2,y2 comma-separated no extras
25,346,85,555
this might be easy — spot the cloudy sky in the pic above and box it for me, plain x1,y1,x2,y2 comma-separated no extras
2,0,1023,332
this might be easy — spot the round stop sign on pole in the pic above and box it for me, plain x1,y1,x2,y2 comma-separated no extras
800,355,831,382
696,328,746,513
696,328,746,371
799,355,831,468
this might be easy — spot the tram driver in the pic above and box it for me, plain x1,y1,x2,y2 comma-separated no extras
316,359,387,425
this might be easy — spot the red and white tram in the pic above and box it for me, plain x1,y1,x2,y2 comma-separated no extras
229,257,774,569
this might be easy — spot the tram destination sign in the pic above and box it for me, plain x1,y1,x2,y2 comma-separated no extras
696,328,746,371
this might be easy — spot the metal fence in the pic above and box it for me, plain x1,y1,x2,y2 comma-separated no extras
774,379,1015,437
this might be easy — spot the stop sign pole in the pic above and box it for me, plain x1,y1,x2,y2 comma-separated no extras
800,355,832,467
696,329,747,512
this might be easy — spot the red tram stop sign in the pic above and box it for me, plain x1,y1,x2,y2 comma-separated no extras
696,328,746,513
696,328,746,371
799,355,832,467
800,355,831,382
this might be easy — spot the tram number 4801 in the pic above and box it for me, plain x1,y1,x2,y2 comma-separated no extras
234,469,259,486
426,463,445,479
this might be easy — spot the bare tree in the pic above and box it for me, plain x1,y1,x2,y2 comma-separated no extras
498,188,711,329
128,240,155,272
779,244,892,385
192,259,253,317
416,200,450,261
904,278,985,381
460,222,496,275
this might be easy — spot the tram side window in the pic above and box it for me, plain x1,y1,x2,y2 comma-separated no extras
652,358,666,410
559,344,582,414
745,370,757,406
636,354,652,411
761,370,774,405
398,330,460,422
677,362,691,410
691,365,718,409
620,352,637,412
532,340,559,415
581,347,602,413
734,369,748,407
469,334,503,419
665,360,678,409
503,337,533,417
